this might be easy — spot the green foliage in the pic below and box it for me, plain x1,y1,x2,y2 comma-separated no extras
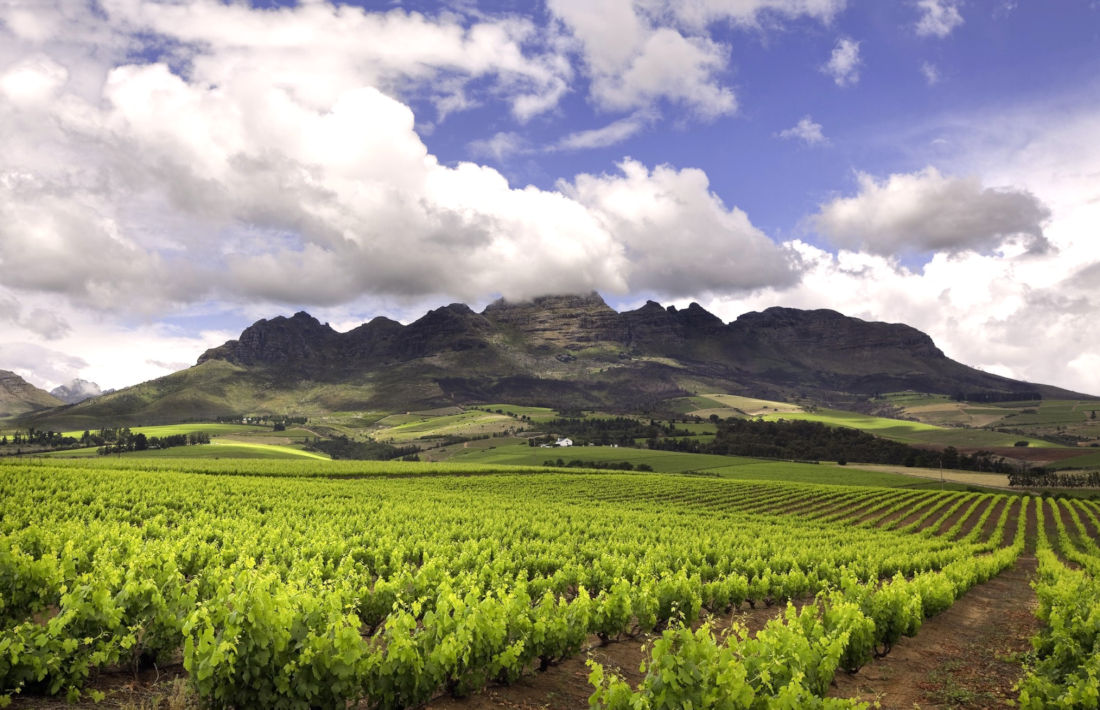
0,460,1027,707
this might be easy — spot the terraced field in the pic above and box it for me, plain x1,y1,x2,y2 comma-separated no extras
2,459,1097,708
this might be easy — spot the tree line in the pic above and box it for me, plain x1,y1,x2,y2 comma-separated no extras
95,428,210,455
649,417,1018,473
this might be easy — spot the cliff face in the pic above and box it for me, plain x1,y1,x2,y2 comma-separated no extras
186,293,1076,411
0,370,65,416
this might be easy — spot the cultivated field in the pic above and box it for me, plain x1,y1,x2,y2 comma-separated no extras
2,457,1098,708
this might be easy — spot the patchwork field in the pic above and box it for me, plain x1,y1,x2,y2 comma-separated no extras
3,457,1098,708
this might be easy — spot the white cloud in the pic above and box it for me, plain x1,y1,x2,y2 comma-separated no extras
563,159,802,297
813,167,1051,256
915,0,964,38
920,61,940,85
467,131,529,161
554,111,656,151
777,115,827,145
548,0,844,118
823,37,861,86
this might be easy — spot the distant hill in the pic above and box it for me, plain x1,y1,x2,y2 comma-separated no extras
0,370,65,417
50,378,105,404
21,293,1092,428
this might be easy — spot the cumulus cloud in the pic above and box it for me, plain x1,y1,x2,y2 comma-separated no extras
1,0,819,315
563,159,802,297
777,116,827,145
823,37,861,86
813,167,1052,257
548,0,843,118
915,0,964,38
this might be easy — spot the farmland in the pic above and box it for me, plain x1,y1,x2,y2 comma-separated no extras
2,457,1099,708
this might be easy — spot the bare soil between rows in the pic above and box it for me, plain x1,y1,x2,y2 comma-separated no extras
830,555,1039,709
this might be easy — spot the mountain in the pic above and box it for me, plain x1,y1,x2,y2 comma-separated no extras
50,379,104,405
0,370,65,417
22,293,1091,428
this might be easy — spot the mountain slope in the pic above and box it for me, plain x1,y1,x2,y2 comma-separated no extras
24,294,1091,427
0,370,65,417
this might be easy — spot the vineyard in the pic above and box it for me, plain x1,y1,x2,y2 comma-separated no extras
1,459,1099,708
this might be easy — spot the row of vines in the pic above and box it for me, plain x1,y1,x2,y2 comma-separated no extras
1,460,1095,707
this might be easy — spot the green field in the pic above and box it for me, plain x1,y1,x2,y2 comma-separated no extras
38,439,329,461
1044,449,1100,470
757,407,1058,448
1,456,1070,708
475,404,559,422
371,410,517,442
60,422,271,438
449,441,974,489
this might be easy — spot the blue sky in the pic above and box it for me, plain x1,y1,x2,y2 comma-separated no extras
2,0,1100,395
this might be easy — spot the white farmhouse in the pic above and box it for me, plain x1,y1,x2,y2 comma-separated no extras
555,437,573,447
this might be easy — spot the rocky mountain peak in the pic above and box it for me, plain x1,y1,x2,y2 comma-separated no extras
482,291,626,349
197,311,338,366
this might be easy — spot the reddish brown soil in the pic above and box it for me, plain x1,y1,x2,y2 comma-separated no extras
951,497,993,540
931,498,980,537
890,497,949,530
811,495,883,522
773,493,841,516
830,555,1039,710
1040,499,1061,548
1053,499,1080,537
855,493,924,526
919,500,967,534
1071,501,1100,539
978,498,1009,544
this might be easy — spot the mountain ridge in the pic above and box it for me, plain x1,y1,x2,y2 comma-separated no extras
16,294,1092,428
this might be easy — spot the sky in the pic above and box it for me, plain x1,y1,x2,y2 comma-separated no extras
1,0,1100,396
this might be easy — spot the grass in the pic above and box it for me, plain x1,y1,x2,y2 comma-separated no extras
1044,450,1100,470
757,408,1058,448
36,440,328,460
448,441,965,488
702,394,804,414
61,422,271,439
372,411,517,442
475,404,559,422
450,442,758,472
